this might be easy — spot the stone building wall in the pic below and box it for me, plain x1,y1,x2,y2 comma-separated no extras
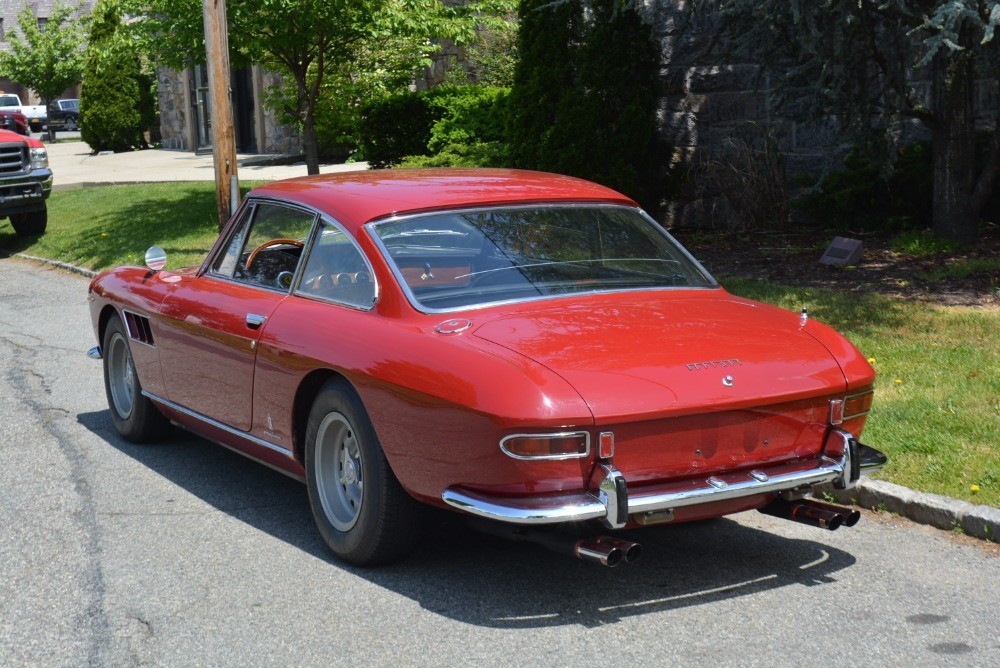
258,69,301,155
155,65,302,155
644,3,998,227
157,67,189,150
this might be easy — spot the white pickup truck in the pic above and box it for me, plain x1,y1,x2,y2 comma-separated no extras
0,93,47,133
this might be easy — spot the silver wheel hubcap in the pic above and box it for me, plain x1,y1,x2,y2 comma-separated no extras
315,412,363,531
108,331,135,419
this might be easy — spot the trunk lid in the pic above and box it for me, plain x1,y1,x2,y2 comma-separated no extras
471,291,846,423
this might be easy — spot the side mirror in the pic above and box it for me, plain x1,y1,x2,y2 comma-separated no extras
145,246,167,272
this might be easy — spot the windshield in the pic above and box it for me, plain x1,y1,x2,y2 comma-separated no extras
371,204,716,311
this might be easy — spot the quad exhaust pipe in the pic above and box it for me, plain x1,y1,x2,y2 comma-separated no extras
469,520,642,567
758,496,861,531
575,536,643,567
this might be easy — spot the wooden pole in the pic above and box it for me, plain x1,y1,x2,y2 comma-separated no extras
202,0,239,230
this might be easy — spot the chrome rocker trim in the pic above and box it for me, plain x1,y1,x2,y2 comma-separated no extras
87,346,102,360
442,435,887,528
141,390,294,458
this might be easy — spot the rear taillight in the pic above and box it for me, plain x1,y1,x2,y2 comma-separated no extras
500,432,590,460
844,390,874,419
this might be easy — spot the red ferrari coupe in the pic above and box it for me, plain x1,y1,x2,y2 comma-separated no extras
87,169,886,567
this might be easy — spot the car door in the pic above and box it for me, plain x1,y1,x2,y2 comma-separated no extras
156,200,319,431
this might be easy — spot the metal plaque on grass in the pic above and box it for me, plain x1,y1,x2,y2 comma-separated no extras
819,237,864,267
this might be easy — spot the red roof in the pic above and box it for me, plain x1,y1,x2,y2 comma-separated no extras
249,168,636,232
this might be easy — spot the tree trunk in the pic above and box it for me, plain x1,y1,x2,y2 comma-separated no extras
930,33,979,246
297,76,320,176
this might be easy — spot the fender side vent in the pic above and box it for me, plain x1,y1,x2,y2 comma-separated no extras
123,310,155,347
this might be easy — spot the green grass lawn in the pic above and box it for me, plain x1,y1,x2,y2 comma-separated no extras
2,183,997,507
722,278,999,507
0,182,264,270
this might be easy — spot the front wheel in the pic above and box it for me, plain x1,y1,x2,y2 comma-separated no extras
10,209,47,236
102,314,169,442
305,379,422,566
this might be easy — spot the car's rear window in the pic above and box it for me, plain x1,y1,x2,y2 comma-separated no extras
370,204,716,311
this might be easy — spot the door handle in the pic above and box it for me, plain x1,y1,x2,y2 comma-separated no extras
246,313,267,329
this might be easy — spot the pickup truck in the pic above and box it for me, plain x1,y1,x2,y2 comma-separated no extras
46,98,79,132
0,93,47,133
0,110,29,135
0,129,52,236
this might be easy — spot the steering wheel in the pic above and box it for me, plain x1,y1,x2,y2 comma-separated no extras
245,238,304,269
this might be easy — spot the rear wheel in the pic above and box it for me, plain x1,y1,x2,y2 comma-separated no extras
305,379,422,565
102,315,169,442
10,209,47,236
65,117,78,131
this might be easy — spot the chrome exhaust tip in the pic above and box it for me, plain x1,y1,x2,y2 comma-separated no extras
801,497,861,527
594,536,643,563
759,498,845,531
575,539,623,567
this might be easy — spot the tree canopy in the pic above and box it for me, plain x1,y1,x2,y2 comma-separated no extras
0,2,87,105
699,0,1000,245
126,0,505,173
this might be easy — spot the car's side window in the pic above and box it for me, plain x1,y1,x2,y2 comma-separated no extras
296,221,376,309
212,201,317,291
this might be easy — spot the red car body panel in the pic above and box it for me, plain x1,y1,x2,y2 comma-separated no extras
88,169,878,529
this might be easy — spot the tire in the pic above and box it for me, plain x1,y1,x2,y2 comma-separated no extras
65,117,78,131
305,379,423,565
102,314,169,443
9,209,47,236
29,122,41,133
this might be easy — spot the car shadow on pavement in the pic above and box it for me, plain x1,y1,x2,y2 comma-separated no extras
79,409,858,629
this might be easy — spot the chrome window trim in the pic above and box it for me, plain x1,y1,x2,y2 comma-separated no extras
499,431,592,461
203,197,319,295
142,390,294,457
843,388,875,419
364,202,719,315
120,307,156,348
291,214,379,312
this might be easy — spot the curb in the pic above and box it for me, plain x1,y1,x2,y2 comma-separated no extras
6,253,999,543
824,479,998,542
14,253,98,279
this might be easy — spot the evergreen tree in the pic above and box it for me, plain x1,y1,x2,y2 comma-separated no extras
507,0,664,212
79,0,155,152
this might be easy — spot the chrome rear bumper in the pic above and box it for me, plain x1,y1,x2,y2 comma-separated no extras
442,433,886,528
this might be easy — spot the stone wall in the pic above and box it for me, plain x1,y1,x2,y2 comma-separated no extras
155,66,302,155
257,69,301,155
645,3,998,227
157,67,189,151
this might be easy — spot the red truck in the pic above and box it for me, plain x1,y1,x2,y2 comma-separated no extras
0,129,52,236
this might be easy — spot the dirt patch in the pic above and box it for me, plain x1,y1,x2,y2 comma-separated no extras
679,225,1000,308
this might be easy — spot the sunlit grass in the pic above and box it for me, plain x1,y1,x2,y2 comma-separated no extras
723,277,1000,506
0,182,265,270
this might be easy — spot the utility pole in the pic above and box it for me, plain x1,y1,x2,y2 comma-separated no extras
203,0,239,230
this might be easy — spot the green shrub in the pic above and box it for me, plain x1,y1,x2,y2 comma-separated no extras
79,0,155,153
357,88,451,168
398,141,507,168
358,85,510,169
794,136,998,232
426,87,509,155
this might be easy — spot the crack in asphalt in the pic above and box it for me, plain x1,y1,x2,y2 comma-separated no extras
5,345,114,666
